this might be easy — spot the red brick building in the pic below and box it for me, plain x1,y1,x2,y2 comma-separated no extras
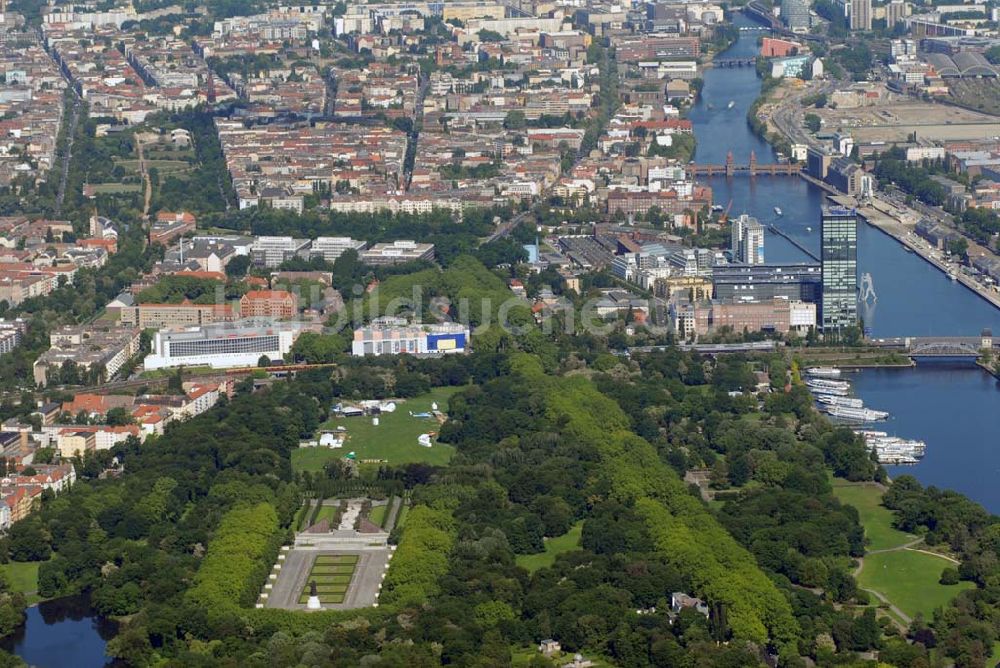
760,38,802,58
240,289,297,319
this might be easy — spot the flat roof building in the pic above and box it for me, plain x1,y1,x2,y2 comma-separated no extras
712,263,822,303
309,237,367,263
352,318,468,356
143,320,300,370
821,207,859,332
360,240,435,266
34,325,143,387
120,301,235,329
251,236,311,268
0,319,26,357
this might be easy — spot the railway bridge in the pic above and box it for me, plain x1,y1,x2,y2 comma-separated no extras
868,331,995,357
714,58,757,67
684,151,803,178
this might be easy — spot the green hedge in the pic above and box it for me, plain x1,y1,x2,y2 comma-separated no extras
187,502,282,616
379,505,456,608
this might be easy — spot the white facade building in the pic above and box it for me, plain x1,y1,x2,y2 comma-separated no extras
309,237,367,263
144,321,299,370
731,214,765,265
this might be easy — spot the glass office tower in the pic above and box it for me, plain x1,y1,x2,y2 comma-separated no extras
821,206,858,332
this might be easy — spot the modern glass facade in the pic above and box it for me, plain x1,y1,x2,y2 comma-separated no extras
781,0,811,30
821,207,858,332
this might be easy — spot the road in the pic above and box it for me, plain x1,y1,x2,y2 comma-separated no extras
487,210,532,243
54,94,82,216
766,79,838,150
138,136,152,219
403,76,429,191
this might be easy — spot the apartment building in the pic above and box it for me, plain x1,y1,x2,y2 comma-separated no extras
240,290,298,319
120,301,235,329
33,325,143,386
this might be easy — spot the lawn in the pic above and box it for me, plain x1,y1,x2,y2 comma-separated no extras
512,647,612,667
369,504,388,528
859,550,972,619
291,387,461,473
299,554,358,605
516,521,584,573
116,159,192,174
313,504,340,527
1,561,40,603
832,481,915,551
87,183,142,194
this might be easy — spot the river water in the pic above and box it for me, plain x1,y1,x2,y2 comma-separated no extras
696,19,1000,511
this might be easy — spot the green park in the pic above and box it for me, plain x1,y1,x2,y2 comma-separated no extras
292,387,460,473
833,482,972,621
515,521,583,573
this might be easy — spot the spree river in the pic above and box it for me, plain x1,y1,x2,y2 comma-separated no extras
695,19,1000,511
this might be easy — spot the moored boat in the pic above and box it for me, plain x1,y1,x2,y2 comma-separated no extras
806,367,841,378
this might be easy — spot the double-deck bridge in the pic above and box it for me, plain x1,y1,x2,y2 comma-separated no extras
869,332,995,357
684,151,803,178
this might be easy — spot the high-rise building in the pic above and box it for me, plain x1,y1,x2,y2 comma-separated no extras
886,0,910,28
730,214,765,265
781,0,811,31
821,207,858,332
850,0,872,31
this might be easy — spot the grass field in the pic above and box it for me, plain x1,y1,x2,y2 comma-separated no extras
87,183,142,194
859,550,972,619
369,504,387,528
1,561,41,604
313,504,341,527
291,387,461,473
299,555,358,605
116,158,192,174
516,521,584,573
512,647,612,667
832,481,915,551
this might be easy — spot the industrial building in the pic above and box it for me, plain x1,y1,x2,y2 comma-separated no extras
33,325,143,386
351,318,469,356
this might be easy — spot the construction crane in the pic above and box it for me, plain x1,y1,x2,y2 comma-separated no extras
719,197,734,224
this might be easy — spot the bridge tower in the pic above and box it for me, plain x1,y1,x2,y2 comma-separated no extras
749,150,757,177
725,151,735,177
982,329,993,350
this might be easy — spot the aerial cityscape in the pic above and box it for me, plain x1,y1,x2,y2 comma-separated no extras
0,0,998,665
